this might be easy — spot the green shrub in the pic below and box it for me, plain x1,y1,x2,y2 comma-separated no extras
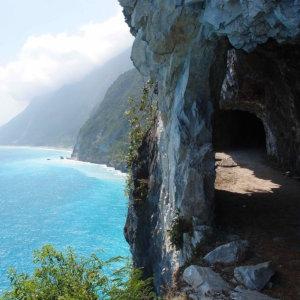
0,245,156,300
168,212,193,251
124,81,157,199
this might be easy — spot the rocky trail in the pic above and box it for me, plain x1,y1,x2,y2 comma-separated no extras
180,150,299,299
214,150,300,299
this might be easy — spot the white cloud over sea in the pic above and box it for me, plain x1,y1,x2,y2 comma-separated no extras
0,10,133,126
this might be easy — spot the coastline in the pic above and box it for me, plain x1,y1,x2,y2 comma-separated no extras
0,145,127,178
0,144,130,292
0,145,73,153
67,156,128,178
70,153,127,177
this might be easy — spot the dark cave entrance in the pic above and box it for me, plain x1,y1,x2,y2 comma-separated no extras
213,109,266,152
212,109,300,297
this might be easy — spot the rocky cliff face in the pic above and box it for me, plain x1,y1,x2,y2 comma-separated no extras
119,0,300,295
72,69,144,171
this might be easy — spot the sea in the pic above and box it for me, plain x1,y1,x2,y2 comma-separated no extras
0,146,129,292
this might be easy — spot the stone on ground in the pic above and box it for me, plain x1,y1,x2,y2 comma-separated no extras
182,265,230,297
203,240,249,265
234,261,275,290
231,287,278,300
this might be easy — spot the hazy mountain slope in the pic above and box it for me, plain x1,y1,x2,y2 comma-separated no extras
0,49,132,147
72,69,144,170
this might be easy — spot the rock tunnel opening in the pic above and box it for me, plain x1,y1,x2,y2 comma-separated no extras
212,109,300,298
213,110,266,152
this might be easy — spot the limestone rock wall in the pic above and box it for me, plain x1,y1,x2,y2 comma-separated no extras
119,0,300,293
219,41,300,172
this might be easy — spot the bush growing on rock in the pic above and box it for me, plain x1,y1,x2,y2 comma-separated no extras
125,80,157,201
168,211,193,250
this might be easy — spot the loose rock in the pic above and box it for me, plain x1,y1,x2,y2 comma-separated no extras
231,287,278,300
203,240,249,265
182,265,230,297
234,262,275,291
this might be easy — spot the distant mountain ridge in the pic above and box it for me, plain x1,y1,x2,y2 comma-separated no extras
72,68,144,171
0,49,133,147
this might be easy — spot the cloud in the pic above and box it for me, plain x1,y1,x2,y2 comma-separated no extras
0,10,133,126
0,97,27,126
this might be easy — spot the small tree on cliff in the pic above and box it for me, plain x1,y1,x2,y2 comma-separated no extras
124,80,157,200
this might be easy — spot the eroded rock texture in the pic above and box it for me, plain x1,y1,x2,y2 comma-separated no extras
218,41,300,172
119,0,300,294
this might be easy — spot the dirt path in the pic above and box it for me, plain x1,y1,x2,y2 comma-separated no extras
215,150,300,299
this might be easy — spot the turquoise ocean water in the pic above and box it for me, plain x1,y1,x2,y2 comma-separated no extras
0,146,129,292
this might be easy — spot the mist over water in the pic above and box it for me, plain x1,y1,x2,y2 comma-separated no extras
0,147,129,292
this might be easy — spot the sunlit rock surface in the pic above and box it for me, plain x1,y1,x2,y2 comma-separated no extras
119,0,300,293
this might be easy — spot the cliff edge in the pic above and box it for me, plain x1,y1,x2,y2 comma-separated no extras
119,0,300,298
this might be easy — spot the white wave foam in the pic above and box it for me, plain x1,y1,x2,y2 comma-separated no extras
49,158,127,181
0,145,72,154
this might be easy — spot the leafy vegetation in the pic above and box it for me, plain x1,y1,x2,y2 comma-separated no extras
124,81,157,199
168,211,193,250
73,69,144,171
0,245,156,300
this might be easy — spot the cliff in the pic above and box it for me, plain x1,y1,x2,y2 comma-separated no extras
119,0,300,298
72,69,144,171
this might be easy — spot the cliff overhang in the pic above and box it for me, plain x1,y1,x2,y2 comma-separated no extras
119,0,300,296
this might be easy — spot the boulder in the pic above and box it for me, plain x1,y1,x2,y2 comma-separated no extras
203,240,249,265
231,287,278,300
234,262,275,291
180,226,213,267
182,265,230,297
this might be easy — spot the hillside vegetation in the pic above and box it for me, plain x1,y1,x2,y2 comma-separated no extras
0,50,132,148
72,69,144,171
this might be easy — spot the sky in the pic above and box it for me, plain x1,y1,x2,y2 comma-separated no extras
0,0,133,126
